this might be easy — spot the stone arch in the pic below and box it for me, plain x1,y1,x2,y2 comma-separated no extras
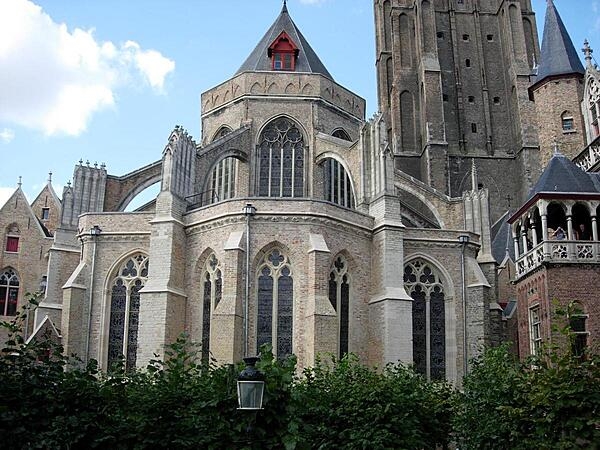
285,83,296,94
267,82,279,94
331,128,352,141
250,82,262,94
301,83,314,95
203,154,242,204
399,13,413,68
104,160,163,212
212,125,233,142
394,184,443,228
403,252,455,299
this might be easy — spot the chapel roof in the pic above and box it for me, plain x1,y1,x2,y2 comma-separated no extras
536,0,584,81
235,1,333,80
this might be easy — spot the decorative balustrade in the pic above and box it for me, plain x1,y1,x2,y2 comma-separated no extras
516,240,600,278
574,135,600,172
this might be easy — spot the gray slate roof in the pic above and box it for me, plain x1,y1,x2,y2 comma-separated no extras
235,3,333,80
491,211,515,264
527,151,599,199
537,0,584,81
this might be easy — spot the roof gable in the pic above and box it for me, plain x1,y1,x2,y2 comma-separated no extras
0,187,52,238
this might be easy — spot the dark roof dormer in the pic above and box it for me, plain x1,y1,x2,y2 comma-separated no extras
268,31,298,71
235,2,333,80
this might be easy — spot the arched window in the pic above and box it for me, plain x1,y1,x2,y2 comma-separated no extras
328,256,350,358
332,128,351,141
0,268,19,316
108,253,149,370
258,118,304,198
209,157,237,204
213,126,232,141
323,158,355,209
403,260,446,380
256,249,293,358
201,253,222,363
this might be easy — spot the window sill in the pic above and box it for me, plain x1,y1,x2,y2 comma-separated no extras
562,129,577,134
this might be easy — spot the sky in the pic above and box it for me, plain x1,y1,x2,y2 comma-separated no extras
0,0,598,209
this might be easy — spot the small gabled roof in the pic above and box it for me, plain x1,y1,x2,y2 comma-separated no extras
536,0,584,82
491,211,515,264
235,2,333,80
527,150,598,198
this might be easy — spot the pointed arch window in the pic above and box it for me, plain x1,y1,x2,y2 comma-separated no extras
257,249,293,358
332,128,351,141
209,157,238,204
258,118,305,198
403,260,446,380
323,158,355,208
108,254,149,370
201,253,222,363
0,268,19,316
328,256,350,357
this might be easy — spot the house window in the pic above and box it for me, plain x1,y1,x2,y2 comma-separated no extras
209,157,238,204
0,268,19,316
201,253,222,363
487,34,494,41
529,305,542,356
404,260,446,380
41,208,50,220
258,117,305,198
569,306,588,357
107,253,149,370
323,158,355,209
561,112,574,132
5,236,19,253
328,256,350,358
256,249,293,358
465,58,471,68
471,123,478,133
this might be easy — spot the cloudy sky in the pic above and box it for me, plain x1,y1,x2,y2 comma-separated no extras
0,0,597,208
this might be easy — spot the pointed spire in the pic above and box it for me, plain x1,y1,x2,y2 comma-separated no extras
536,0,584,81
235,3,333,80
583,39,594,68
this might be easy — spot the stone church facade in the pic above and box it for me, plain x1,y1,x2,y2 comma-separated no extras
6,0,590,383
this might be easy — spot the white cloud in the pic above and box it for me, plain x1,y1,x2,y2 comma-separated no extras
0,188,15,209
0,128,15,143
0,0,175,136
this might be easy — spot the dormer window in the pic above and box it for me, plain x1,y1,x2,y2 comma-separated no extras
268,32,298,72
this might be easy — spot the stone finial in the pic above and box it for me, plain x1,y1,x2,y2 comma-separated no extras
86,160,90,167
583,39,594,68
67,180,71,188
471,158,478,191
94,162,98,168
101,162,106,169
48,171,52,183
17,176,22,188
79,158,83,165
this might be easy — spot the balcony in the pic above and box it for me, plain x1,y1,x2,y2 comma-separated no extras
516,239,599,278
573,135,600,172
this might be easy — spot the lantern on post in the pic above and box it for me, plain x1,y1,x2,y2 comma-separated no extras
237,356,265,410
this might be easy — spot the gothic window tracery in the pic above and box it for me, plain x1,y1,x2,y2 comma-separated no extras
323,158,355,209
0,268,19,316
403,260,446,380
201,253,222,363
256,249,293,358
588,77,600,138
209,157,237,204
108,253,149,370
258,118,304,198
328,256,350,357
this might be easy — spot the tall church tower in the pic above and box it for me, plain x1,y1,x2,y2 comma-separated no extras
374,0,540,220
530,0,586,168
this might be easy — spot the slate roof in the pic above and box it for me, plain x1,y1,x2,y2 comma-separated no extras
536,0,584,81
491,211,515,264
527,151,599,198
235,2,333,80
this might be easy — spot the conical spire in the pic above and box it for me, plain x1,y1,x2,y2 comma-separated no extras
235,3,333,80
536,0,584,81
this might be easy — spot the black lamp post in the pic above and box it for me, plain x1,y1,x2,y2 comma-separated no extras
237,356,265,410
458,234,470,377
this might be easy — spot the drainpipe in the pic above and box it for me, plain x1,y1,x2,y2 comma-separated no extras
458,234,470,378
242,204,256,357
85,225,102,361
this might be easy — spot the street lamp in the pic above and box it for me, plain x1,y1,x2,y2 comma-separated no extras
90,224,102,236
458,234,470,378
237,356,265,410
242,204,256,357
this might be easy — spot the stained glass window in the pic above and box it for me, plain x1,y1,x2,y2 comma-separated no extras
323,158,355,209
107,254,149,370
0,268,19,316
208,157,237,204
258,118,304,198
256,249,293,358
201,253,222,363
403,260,446,380
328,256,350,358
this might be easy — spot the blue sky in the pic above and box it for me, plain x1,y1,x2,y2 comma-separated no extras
0,0,598,208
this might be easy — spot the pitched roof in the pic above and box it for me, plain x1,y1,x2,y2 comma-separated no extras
527,150,599,198
536,0,584,81
235,2,333,80
491,211,515,264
